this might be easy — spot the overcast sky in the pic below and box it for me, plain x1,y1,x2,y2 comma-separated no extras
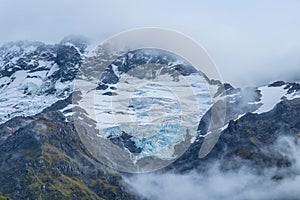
0,0,300,86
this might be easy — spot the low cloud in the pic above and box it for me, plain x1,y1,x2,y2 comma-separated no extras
124,136,300,200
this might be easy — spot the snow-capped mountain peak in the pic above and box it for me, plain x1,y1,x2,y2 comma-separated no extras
0,36,87,124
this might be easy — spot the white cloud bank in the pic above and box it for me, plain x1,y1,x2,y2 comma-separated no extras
124,136,300,200
0,0,300,86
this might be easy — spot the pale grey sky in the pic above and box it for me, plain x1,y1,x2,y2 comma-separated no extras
0,0,299,86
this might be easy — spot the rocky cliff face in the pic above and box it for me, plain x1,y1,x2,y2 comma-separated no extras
169,97,300,174
0,95,136,200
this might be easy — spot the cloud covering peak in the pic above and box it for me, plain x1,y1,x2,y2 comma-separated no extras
1,0,299,86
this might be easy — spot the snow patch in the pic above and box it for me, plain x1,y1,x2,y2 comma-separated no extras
255,86,286,114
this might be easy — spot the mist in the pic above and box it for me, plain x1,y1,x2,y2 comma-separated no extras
124,136,300,200
1,0,300,86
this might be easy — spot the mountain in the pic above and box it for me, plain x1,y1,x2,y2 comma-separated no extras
0,37,300,199
168,97,300,173
0,37,137,199
0,92,136,200
0,35,86,125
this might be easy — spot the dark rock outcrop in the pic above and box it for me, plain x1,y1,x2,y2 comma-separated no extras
169,98,300,173
0,102,136,200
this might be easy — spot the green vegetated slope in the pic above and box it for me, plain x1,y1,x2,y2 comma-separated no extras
0,109,136,200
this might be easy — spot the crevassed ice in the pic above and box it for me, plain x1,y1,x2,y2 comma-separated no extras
93,72,213,160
